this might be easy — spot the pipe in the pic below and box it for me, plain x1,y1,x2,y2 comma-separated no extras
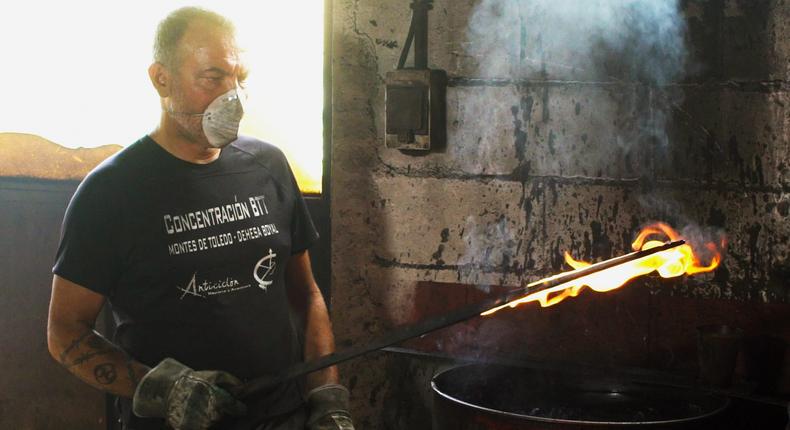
411,0,432,69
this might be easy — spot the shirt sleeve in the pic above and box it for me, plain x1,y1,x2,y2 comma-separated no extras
52,172,122,296
284,161,319,255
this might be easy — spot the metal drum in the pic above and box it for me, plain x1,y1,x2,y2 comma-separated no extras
432,363,730,429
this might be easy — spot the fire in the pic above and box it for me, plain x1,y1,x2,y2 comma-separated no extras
482,222,724,315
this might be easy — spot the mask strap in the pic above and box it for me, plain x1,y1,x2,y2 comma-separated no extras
166,109,205,117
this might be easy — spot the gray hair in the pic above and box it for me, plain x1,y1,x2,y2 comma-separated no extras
153,7,236,69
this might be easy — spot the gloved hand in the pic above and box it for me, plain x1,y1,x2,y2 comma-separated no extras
306,384,355,430
132,358,247,430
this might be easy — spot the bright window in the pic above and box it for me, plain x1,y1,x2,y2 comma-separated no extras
0,1,323,193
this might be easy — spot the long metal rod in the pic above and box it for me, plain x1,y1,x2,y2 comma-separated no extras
236,240,685,399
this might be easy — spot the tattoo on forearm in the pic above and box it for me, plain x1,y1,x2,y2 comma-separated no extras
94,363,117,385
67,348,115,369
86,334,105,350
59,330,93,363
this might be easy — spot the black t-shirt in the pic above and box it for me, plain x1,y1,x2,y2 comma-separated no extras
53,135,319,428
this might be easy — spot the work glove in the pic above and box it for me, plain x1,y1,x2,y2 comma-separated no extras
132,358,247,430
306,384,355,430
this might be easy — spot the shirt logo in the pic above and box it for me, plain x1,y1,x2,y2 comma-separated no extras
253,249,277,291
177,272,249,299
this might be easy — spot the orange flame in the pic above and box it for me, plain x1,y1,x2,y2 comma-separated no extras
482,222,724,316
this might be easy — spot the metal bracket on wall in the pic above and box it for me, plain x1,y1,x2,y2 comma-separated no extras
385,0,446,152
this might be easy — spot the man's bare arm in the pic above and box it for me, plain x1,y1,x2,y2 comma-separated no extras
47,275,149,397
285,251,339,390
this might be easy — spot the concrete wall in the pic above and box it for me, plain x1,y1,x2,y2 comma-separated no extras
329,0,789,427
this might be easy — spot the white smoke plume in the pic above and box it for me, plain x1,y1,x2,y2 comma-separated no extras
466,0,688,84
431,1,694,355
463,0,689,165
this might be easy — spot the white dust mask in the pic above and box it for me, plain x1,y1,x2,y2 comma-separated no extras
202,88,245,148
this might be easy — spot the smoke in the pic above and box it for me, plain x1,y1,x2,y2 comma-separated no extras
466,0,688,84
679,223,727,266
464,0,689,169
435,1,696,358
635,192,728,265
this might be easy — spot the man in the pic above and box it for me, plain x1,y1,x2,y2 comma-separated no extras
46,7,353,430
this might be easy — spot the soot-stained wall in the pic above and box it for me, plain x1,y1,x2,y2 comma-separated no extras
329,0,789,427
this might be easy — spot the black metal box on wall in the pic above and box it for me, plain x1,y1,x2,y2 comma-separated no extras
384,68,446,151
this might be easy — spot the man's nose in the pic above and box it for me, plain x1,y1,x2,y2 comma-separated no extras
220,77,239,93
218,78,246,106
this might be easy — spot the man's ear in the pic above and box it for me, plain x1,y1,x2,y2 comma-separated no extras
148,63,170,97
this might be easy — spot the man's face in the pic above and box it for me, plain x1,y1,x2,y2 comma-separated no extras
166,23,247,145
